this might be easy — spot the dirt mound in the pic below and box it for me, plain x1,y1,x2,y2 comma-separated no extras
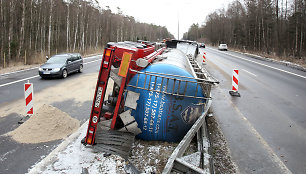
9,104,80,144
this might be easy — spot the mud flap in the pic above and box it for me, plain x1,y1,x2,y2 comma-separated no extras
94,129,135,159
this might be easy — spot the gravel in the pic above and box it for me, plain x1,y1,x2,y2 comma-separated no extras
206,116,238,174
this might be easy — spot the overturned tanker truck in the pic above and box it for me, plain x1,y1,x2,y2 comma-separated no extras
82,40,218,173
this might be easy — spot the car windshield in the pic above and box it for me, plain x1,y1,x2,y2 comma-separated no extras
221,44,227,47
46,55,68,64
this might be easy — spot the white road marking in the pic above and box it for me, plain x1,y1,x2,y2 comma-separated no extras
84,59,101,65
0,59,101,88
208,48,306,79
0,55,102,76
0,67,39,76
242,69,257,77
0,75,40,88
83,55,102,60
0,149,17,162
219,87,293,174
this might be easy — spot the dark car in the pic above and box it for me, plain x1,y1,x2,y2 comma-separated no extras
39,53,83,78
199,43,205,48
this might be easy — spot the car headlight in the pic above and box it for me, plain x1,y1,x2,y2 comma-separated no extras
39,67,42,71
53,68,60,72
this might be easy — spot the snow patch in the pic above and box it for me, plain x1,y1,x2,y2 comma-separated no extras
28,124,125,174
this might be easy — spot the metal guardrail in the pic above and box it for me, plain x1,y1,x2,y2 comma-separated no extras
161,53,218,174
186,54,219,98
162,100,212,174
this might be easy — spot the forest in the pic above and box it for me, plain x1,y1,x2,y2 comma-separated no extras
183,0,306,59
0,0,173,67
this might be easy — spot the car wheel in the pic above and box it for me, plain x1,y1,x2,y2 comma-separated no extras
79,65,83,73
62,69,68,78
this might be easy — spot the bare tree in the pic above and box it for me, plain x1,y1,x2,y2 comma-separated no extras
0,0,174,67
184,0,305,59
18,0,26,60
48,0,53,56
66,1,70,52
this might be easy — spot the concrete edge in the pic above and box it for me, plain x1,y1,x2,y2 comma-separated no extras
27,121,89,174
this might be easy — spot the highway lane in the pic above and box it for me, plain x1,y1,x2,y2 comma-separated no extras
201,47,306,174
1,49,305,173
0,55,102,174
0,55,102,105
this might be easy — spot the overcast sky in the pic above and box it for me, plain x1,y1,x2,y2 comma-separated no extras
98,0,233,39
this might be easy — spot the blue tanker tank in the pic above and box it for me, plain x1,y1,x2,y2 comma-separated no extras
127,42,206,142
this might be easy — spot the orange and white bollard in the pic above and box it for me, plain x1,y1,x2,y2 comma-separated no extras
19,80,34,124
25,82,34,115
229,69,241,97
202,52,206,65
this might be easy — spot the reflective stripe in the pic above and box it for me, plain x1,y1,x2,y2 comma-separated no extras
118,52,132,77
24,83,34,115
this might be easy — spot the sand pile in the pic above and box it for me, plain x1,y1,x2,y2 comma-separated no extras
9,104,80,144
0,73,98,118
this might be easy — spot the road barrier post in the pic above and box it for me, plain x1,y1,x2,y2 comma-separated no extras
19,80,34,124
202,52,206,65
229,69,241,97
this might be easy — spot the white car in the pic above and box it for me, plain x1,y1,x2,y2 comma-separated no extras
218,44,228,51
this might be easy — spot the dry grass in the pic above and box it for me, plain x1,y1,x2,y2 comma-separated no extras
0,62,40,74
230,47,306,68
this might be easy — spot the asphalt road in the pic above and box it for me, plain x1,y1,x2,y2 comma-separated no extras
1,48,306,174
201,47,306,174
0,55,102,174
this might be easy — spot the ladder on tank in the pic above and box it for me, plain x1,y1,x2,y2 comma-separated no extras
82,46,164,159
186,53,219,99
127,69,214,100
83,47,135,145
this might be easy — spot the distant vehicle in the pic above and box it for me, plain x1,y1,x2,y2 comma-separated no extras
199,43,206,48
38,53,83,79
218,44,228,51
